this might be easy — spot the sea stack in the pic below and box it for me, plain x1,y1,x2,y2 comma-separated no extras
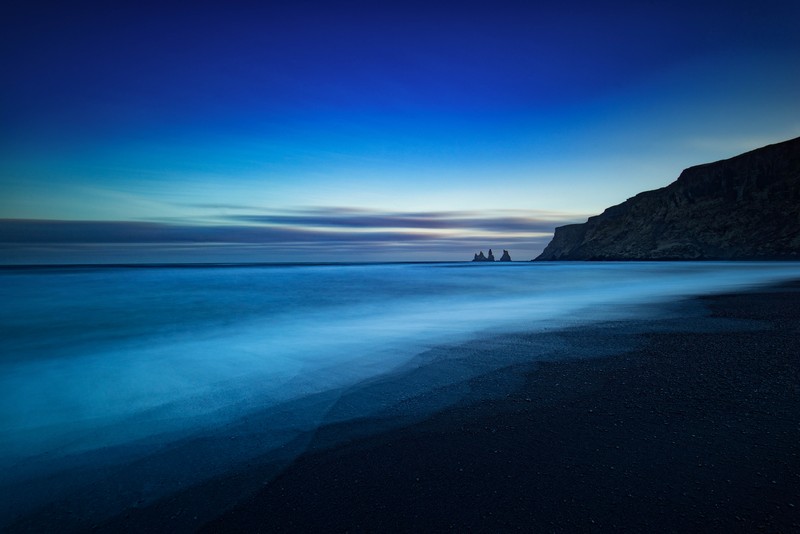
472,250,497,262
500,250,511,261
535,136,800,260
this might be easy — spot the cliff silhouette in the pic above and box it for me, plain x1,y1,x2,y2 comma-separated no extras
536,137,800,260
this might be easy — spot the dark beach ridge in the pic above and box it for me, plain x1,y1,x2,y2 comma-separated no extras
9,280,800,532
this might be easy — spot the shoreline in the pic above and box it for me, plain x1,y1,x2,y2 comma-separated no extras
203,281,798,533
211,280,800,532
8,280,800,532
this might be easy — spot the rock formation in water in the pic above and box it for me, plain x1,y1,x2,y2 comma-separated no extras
535,136,800,260
500,250,512,261
472,250,498,262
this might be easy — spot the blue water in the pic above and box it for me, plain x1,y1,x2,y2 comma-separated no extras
1,261,799,521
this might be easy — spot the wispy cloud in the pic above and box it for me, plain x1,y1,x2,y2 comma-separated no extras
203,206,586,234
0,208,586,262
227,213,556,234
0,219,434,244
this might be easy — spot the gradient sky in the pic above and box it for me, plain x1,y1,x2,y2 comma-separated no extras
2,0,799,263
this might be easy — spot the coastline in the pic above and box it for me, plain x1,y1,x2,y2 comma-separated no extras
202,281,798,533
8,280,800,532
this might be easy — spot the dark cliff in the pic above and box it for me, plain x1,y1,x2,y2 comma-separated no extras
535,137,800,260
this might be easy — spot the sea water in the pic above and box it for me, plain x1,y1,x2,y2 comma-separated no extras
1,261,799,521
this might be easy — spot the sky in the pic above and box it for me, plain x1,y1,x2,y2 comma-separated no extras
1,0,799,263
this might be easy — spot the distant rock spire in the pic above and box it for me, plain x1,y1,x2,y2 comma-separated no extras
472,249,508,262
472,251,487,261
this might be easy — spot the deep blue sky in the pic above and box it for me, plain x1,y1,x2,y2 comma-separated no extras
2,0,799,262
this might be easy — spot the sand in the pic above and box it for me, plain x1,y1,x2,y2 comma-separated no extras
9,281,800,532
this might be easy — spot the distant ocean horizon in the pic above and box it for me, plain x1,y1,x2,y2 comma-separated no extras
2,261,799,524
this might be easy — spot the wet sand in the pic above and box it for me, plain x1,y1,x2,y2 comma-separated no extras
10,281,800,532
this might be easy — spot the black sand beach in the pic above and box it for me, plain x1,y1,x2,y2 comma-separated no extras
10,281,800,532
193,282,800,533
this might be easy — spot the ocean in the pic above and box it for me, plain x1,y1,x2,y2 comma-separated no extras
1,261,799,525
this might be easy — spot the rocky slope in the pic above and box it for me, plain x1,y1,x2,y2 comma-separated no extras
535,136,800,260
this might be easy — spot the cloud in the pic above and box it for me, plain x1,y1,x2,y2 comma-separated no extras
216,206,586,234
0,209,583,262
0,207,585,244
0,219,437,244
